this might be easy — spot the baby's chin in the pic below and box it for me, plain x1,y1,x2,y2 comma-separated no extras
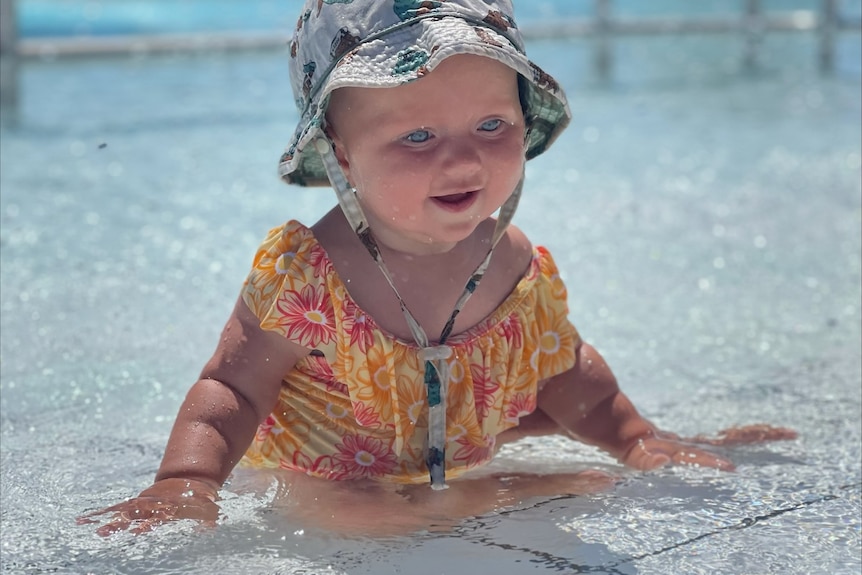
372,220,490,256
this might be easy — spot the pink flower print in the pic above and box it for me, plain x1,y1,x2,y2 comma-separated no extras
495,316,524,349
332,435,397,479
310,456,344,481
306,243,330,278
454,337,476,356
279,450,315,474
470,362,500,422
341,303,374,354
326,379,349,396
505,392,536,423
302,352,349,396
256,415,279,442
452,434,495,469
303,351,332,377
526,252,541,281
276,283,336,347
351,401,382,428
351,313,375,354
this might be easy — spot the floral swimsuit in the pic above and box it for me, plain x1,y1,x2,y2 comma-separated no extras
240,220,580,483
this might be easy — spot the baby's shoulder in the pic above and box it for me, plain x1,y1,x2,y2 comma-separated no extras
502,222,533,254
478,222,535,294
495,222,534,271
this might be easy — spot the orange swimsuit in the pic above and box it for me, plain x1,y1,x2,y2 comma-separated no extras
240,220,580,483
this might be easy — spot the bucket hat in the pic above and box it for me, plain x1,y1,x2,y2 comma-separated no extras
279,0,571,186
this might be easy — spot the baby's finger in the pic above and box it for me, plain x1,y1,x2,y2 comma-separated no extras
95,514,134,537
76,515,100,525
127,516,219,536
671,448,735,471
76,502,127,523
621,440,672,470
128,515,170,536
716,424,798,444
689,424,798,446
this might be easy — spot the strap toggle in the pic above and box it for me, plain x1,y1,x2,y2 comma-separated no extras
419,346,452,362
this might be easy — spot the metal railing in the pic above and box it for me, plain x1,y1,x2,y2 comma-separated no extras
523,0,859,75
1,0,860,110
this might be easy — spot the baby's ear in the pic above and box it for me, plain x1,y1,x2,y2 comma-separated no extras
323,125,352,181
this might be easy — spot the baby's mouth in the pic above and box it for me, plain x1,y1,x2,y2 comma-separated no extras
432,191,477,206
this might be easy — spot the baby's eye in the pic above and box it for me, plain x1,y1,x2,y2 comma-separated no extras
479,119,504,132
405,129,431,143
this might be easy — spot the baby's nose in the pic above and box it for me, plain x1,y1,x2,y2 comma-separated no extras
439,138,483,181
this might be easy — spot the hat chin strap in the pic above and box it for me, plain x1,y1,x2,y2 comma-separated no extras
313,135,523,490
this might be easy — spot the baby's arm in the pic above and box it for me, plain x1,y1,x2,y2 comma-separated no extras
536,341,795,471
155,295,307,487
80,296,309,535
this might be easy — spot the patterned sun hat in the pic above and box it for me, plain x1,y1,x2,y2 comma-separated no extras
280,0,572,187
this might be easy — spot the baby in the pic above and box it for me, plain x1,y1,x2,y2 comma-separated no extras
82,0,794,535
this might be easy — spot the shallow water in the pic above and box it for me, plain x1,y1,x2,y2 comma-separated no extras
1,17,861,575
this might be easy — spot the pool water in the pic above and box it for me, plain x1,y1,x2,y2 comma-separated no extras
1,18,861,575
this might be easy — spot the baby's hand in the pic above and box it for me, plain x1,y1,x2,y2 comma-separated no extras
77,478,220,536
621,424,797,471
689,423,798,446
621,431,735,471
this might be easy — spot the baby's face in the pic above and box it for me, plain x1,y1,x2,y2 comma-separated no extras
326,54,526,255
